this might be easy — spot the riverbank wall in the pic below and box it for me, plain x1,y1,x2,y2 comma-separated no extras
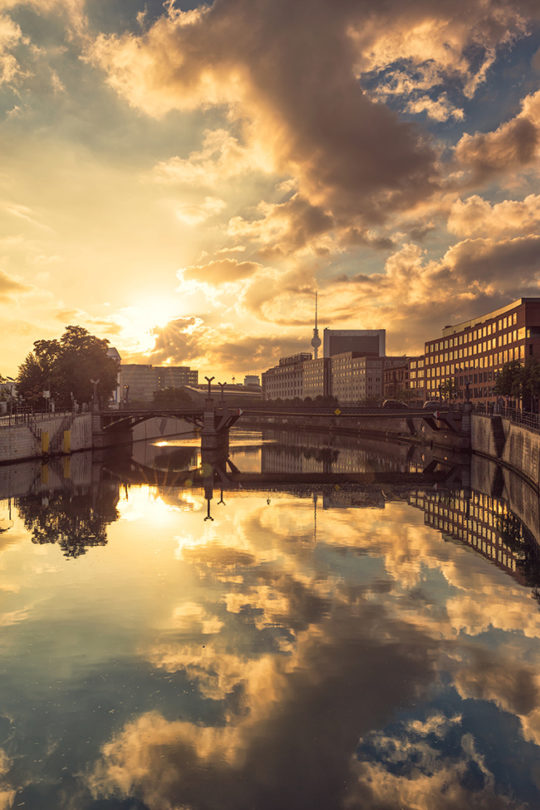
0,413,195,465
471,414,540,492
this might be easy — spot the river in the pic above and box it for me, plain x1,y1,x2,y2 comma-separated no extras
0,428,540,809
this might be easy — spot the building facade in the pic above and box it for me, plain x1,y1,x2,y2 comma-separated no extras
119,364,199,403
302,357,330,399
262,353,312,400
323,329,385,358
383,361,409,400
408,356,425,401
331,354,406,404
424,298,540,402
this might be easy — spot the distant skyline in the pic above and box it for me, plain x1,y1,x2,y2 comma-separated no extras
1,0,540,377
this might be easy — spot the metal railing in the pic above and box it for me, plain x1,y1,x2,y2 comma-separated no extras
0,410,75,430
475,403,540,433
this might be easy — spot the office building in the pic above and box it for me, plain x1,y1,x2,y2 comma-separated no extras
243,375,261,387
407,356,425,401
119,364,198,403
330,354,406,404
323,329,385,358
383,360,410,400
424,298,540,402
262,354,311,400
302,357,330,399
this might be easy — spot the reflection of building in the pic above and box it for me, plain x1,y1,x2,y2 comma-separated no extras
424,298,540,402
119,364,198,403
323,328,385,358
409,489,527,581
322,491,385,509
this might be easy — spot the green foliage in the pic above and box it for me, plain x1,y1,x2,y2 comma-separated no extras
494,359,540,408
17,325,118,408
494,360,522,398
439,378,457,400
152,387,193,408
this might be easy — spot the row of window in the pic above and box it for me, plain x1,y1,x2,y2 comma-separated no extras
427,311,519,352
427,330,522,364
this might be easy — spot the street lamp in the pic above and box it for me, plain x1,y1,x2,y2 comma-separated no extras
204,376,215,400
90,378,100,412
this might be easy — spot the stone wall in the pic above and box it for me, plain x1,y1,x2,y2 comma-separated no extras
0,413,93,464
472,414,540,490
0,414,195,465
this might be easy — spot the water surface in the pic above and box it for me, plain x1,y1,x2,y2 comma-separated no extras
0,430,539,808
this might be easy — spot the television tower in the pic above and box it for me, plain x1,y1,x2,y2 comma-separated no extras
311,291,321,359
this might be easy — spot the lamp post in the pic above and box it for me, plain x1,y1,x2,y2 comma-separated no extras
204,376,215,403
90,378,100,412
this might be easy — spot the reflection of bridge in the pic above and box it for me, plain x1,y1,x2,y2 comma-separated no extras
106,453,465,493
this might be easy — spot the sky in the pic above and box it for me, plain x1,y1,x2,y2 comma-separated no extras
1,0,540,378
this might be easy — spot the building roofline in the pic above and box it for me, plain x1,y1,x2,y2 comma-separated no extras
440,298,539,337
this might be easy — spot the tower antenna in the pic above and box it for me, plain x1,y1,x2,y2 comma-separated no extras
311,290,321,359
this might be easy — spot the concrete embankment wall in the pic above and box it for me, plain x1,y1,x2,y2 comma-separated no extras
0,414,195,465
0,413,93,465
472,414,540,490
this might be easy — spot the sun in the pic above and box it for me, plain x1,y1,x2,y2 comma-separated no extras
116,297,182,354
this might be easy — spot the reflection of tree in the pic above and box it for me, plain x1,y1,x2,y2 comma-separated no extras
497,511,540,603
152,446,198,470
16,483,119,558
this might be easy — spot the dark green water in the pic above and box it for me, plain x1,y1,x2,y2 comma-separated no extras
0,430,540,809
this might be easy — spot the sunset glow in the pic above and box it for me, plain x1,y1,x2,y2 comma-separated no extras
0,0,539,378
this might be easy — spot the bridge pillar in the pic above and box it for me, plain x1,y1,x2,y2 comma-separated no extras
201,407,229,454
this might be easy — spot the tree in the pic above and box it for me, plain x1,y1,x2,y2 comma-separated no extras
439,378,457,401
521,358,540,412
494,359,540,411
17,325,118,409
152,387,193,408
494,360,522,400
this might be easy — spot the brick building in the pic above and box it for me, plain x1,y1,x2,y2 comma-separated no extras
424,298,540,402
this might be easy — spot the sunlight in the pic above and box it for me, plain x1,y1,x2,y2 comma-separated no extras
115,298,183,354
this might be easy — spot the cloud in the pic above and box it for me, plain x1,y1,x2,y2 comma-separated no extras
88,0,444,224
405,92,464,122
0,269,31,301
455,89,540,185
89,604,435,810
448,193,540,238
181,258,262,285
151,128,272,186
227,194,335,258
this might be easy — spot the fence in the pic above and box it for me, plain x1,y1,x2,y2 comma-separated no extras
475,403,540,434
0,411,75,430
